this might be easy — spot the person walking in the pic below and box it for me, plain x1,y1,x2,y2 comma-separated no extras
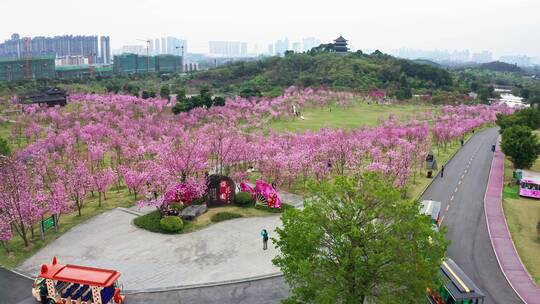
261,229,269,250
440,165,445,178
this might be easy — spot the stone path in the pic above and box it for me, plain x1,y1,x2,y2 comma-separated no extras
485,139,540,304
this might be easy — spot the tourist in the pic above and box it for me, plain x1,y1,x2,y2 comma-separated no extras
261,229,269,250
440,165,445,178
460,139,464,146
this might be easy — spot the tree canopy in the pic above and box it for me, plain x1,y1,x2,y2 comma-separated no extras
501,125,540,169
273,173,448,304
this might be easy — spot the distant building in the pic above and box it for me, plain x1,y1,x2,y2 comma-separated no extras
302,37,320,52
55,55,87,66
166,37,187,56
100,36,111,64
333,36,348,54
471,51,492,63
154,38,160,55
121,45,146,55
268,44,274,56
0,34,108,62
113,53,182,74
500,55,533,67
292,42,301,53
0,56,55,81
274,38,289,56
209,41,247,57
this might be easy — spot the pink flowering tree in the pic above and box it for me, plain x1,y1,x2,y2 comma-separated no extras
91,168,116,207
0,156,42,247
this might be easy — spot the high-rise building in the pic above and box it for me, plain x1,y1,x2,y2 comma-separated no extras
274,38,289,56
161,38,167,55
302,37,320,52
0,34,109,63
99,36,111,64
154,38,160,55
208,41,247,57
268,44,274,56
165,37,187,56
471,51,492,63
121,45,146,55
292,42,301,53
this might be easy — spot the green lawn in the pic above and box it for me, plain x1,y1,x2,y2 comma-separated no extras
0,188,135,269
270,102,436,132
503,158,540,286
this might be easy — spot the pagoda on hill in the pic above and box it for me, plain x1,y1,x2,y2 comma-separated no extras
334,36,348,54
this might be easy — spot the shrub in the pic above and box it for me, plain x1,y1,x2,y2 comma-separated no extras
169,204,185,211
211,212,243,223
159,216,184,233
235,191,254,206
191,196,207,205
254,203,294,213
133,210,162,233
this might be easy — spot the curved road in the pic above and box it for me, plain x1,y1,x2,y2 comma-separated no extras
3,127,522,303
422,127,522,304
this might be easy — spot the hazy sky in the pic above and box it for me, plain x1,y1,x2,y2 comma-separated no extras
2,0,539,57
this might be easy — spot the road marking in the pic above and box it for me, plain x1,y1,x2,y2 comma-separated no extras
454,187,458,193
446,205,450,211
458,180,462,185
440,216,445,224
461,174,465,179
464,169,468,173
450,195,454,201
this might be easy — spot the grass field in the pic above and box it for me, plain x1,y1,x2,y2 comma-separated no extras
502,158,540,286
270,102,436,132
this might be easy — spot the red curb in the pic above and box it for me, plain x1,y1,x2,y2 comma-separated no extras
484,138,540,304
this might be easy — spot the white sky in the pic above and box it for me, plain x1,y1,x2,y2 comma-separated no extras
1,0,539,57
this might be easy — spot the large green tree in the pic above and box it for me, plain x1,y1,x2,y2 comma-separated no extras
501,125,540,169
273,174,448,304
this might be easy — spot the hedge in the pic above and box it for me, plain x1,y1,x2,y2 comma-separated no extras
210,212,243,223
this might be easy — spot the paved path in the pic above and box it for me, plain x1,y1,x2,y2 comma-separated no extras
17,209,282,291
422,128,522,304
0,268,33,304
484,139,540,304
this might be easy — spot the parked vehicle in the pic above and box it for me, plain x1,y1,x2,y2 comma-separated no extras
427,258,485,304
32,256,125,304
420,200,442,229
515,169,540,199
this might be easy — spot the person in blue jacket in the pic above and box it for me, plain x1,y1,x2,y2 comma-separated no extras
261,229,269,250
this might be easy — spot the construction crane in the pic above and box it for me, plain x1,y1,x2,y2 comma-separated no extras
23,37,31,80
137,39,151,73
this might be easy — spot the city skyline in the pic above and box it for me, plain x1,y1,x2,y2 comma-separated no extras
0,0,538,58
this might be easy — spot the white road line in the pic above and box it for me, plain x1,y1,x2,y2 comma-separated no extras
458,180,462,185
450,195,454,201
440,216,445,224
454,187,458,193
446,205,450,211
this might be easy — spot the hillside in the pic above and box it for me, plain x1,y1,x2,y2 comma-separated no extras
188,52,454,98
479,61,522,73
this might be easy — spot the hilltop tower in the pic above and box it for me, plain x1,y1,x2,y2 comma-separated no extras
334,36,348,54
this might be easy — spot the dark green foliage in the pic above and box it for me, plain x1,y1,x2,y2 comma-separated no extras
235,192,254,206
479,61,522,73
273,173,448,303
189,52,454,96
133,210,163,233
141,89,156,99
0,138,10,156
254,203,292,213
159,216,184,233
169,204,184,212
501,125,540,169
191,196,207,205
171,88,224,114
210,212,243,223
160,85,170,99
497,108,540,133
239,87,262,98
